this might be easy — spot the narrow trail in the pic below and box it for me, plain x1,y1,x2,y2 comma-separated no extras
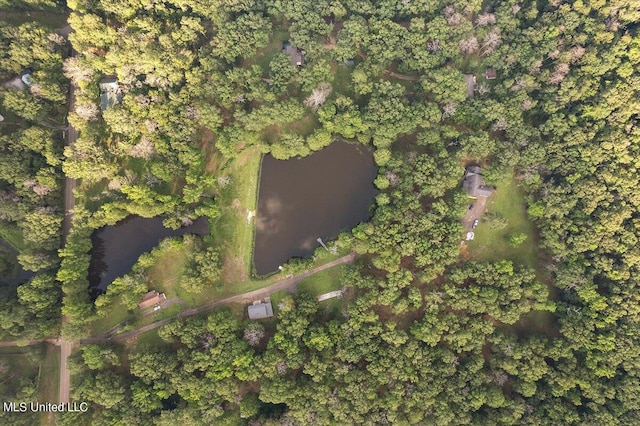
59,34,78,405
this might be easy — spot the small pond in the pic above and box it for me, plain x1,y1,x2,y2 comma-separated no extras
0,239,35,287
88,216,208,296
253,141,378,275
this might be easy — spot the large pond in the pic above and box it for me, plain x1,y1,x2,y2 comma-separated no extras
253,141,378,275
88,216,208,296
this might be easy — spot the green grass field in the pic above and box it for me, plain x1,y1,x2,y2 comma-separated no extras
466,177,539,269
466,176,558,337
37,344,60,406
0,224,26,251
298,265,346,316
242,30,289,70
0,12,68,29
90,298,132,335
298,266,345,296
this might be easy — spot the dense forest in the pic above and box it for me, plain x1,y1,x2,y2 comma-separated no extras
1,0,639,424
0,12,68,339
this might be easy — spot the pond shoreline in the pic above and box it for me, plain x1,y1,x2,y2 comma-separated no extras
253,141,378,275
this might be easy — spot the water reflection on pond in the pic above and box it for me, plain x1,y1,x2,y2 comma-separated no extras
253,142,378,275
88,216,208,296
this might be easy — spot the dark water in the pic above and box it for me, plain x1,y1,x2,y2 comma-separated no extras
88,216,208,295
254,142,378,275
0,239,35,287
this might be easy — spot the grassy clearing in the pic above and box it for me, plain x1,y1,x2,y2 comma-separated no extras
213,147,261,287
37,344,60,406
242,30,289,71
332,63,354,95
270,290,290,315
147,246,189,300
298,265,345,296
139,303,184,327
297,265,346,317
90,297,132,335
0,12,68,28
465,176,558,337
283,113,320,137
0,224,26,251
466,177,539,269
130,328,165,351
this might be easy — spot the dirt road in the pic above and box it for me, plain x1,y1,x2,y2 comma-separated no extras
111,253,357,342
58,340,73,403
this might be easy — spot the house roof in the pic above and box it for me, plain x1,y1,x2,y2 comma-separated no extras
463,166,494,198
484,68,497,79
248,302,274,319
99,76,121,111
464,74,477,97
283,41,305,66
138,291,166,310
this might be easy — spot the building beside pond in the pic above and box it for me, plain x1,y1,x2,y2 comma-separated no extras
99,76,121,111
138,290,166,310
248,300,274,320
463,165,494,198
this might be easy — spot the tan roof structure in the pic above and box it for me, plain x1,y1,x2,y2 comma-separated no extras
484,68,497,80
283,41,305,66
464,74,477,97
138,290,166,310
99,76,121,111
463,165,494,198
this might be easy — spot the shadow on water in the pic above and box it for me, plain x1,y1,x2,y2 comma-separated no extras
0,238,35,288
87,232,108,300
253,141,378,275
88,216,209,298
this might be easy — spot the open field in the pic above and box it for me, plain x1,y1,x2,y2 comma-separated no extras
0,11,68,28
298,265,346,316
37,344,60,403
464,176,558,337
466,177,539,269
297,265,345,296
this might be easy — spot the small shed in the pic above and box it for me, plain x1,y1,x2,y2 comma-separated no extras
99,76,121,111
484,68,497,80
464,74,477,97
248,301,274,320
283,41,305,66
21,71,33,87
138,290,166,310
338,58,355,66
463,165,494,198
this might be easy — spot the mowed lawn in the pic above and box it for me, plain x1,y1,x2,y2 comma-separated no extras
466,177,539,269
466,176,558,338
297,265,345,296
0,343,61,425
298,265,346,316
